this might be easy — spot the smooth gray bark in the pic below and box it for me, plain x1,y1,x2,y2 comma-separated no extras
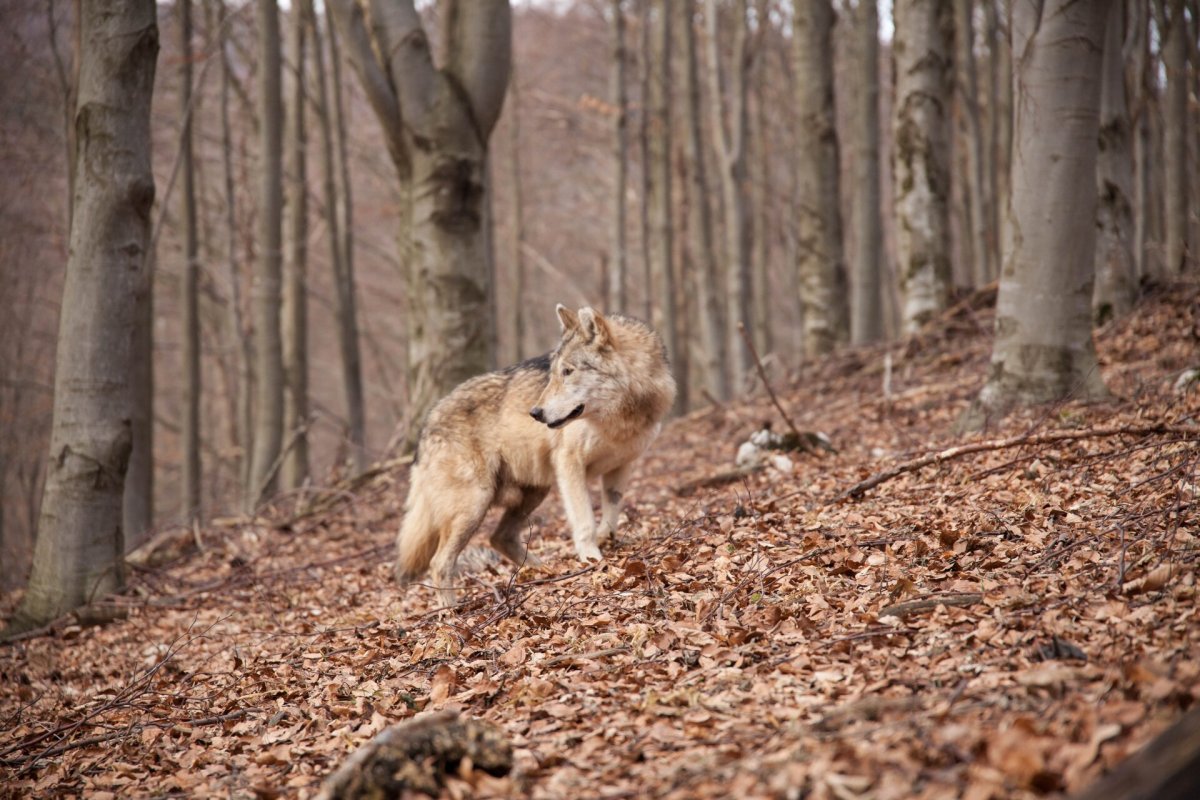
893,0,952,333
954,0,993,286
706,0,751,384
679,0,727,401
325,6,367,472
181,0,201,519
971,0,1112,419
1161,0,1189,273
851,0,884,344
609,0,629,315
9,0,157,632
247,0,285,508
281,0,310,490
648,0,680,409
1093,0,1136,323
792,0,848,357
508,65,528,361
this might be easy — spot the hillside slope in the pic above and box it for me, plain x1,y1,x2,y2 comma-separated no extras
2,285,1198,799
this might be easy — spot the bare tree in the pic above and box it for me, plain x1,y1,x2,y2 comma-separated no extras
6,0,157,633
181,0,201,519
609,0,629,315
705,0,752,384
954,0,993,286
325,5,367,472
508,64,528,361
851,0,883,344
678,0,727,401
793,0,848,357
893,0,952,333
647,0,681,407
247,0,284,508
1159,0,1190,273
328,0,511,445
1094,0,1136,322
281,0,309,490
969,0,1112,421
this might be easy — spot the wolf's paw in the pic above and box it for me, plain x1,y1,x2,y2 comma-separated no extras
575,541,604,562
595,524,614,545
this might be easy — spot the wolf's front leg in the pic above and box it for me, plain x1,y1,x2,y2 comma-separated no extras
554,457,602,561
596,463,632,545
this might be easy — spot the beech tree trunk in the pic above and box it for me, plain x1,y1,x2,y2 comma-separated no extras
893,0,952,334
954,0,993,286
792,0,848,357
971,0,1112,419
609,0,628,315
648,0,680,408
1160,0,1189,274
8,0,157,633
706,0,751,385
325,6,367,472
180,0,200,521
246,0,284,508
329,0,510,445
678,0,727,401
1093,0,1136,323
281,0,309,490
851,0,884,344
508,65,528,361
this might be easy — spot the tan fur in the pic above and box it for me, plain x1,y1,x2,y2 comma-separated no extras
395,305,676,607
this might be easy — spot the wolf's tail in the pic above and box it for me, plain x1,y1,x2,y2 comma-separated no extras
394,473,439,587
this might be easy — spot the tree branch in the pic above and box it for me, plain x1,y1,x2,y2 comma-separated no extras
325,0,405,165
442,0,512,137
839,423,1200,501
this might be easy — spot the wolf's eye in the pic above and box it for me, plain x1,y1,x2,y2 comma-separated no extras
561,367,574,378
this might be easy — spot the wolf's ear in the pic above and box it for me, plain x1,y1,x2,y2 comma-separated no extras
556,303,580,333
578,307,611,345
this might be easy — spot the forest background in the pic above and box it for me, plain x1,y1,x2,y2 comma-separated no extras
0,0,1196,594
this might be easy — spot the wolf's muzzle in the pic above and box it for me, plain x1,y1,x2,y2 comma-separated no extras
534,404,584,429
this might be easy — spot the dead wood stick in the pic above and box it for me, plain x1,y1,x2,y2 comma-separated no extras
543,646,631,667
840,423,1199,501
738,322,816,454
878,592,983,619
1070,704,1200,800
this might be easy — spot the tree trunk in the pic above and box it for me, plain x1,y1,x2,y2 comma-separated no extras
215,0,252,495
954,0,993,286
970,0,1112,420
1093,0,1136,323
325,6,367,472
678,0,727,401
7,0,157,633
508,64,528,361
982,0,1004,280
893,0,952,334
247,0,284,509
792,0,848,357
180,0,201,519
329,0,509,447
706,0,751,386
1161,0,1190,274
851,0,884,344
281,0,309,490
639,0,653,323
750,0,772,357
1131,0,1151,281
609,0,629,315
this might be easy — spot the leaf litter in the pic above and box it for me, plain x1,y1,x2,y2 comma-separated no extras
2,285,1198,799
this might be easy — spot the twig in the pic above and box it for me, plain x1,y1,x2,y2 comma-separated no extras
838,423,1199,501
737,322,816,454
543,646,631,667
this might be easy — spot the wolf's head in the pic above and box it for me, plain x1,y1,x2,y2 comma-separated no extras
529,305,624,429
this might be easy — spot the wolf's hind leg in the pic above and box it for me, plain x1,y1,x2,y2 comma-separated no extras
428,487,492,608
597,463,632,545
489,487,549,567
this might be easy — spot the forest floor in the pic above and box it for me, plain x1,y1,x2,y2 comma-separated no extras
2,284,1199,800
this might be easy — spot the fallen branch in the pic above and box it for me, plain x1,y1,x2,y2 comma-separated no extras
838,423,1199,501
675,465,762,496
878,592,984,620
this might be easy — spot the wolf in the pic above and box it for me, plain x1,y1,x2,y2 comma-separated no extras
394,304,677,607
